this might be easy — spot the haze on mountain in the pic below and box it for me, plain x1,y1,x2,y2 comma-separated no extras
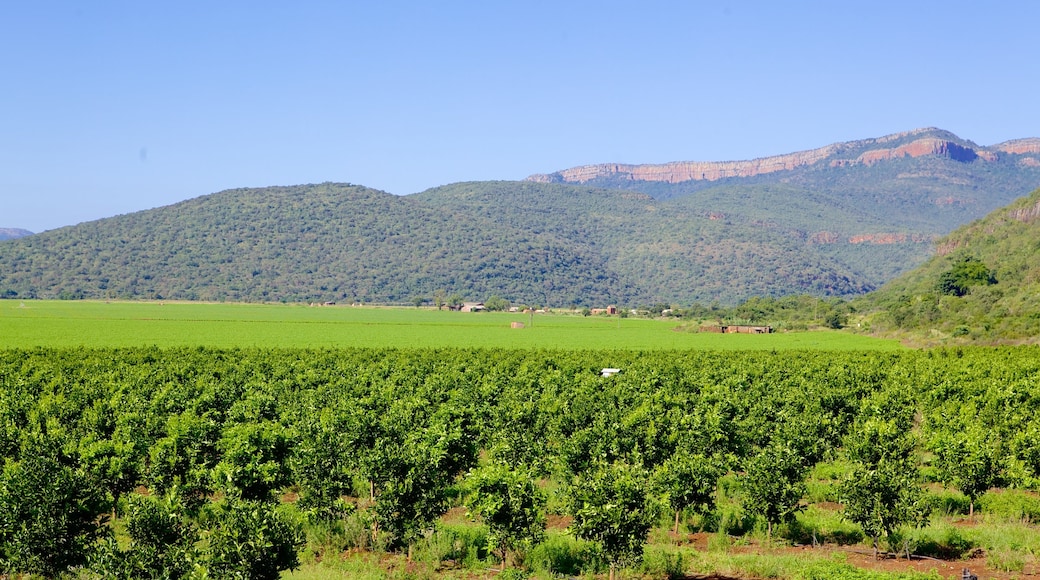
1,128,1038,307
0,229,33,241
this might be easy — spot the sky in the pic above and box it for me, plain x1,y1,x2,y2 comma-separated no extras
3,1,1039,233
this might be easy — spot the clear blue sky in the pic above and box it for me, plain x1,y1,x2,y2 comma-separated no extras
3,1,1039,233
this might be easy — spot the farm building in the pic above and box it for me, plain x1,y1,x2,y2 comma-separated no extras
699,324,773,334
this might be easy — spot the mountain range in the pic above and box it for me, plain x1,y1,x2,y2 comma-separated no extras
1,128,1039,306
0,228,32,241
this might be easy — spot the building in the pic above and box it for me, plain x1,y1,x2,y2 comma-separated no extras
699,324,773,334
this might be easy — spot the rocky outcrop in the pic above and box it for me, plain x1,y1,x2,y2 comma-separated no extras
526,129,1038,185
527,143,843,184
848,233,933,245
809,231,841,244
1008,199,1040,223
849,138,979,166
993,138,1040,155
810,232,933,245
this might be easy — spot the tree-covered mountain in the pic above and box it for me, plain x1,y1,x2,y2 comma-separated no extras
412,181,873,305
0,184,629,305
1,128,1039,307
855,187,1040,344
0,228,32,241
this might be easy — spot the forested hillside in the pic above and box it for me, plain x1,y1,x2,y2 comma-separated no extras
857,187,1040,343
2,128,1039,307
0,183,628,306
0,181,882,306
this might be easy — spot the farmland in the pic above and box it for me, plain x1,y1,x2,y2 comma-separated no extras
0,300,903,350
1,344,1039,579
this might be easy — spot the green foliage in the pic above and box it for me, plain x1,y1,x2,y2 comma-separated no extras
370,399,479,552
464,462,546,566
213,420,293,501
93,493,199,579
639,545,687,578
977,489,1040,521
525,531,603,576
825,310,847,329
0,442,110,577
840,391,928,556
203,498,304,580
12,164,1040,308
410,522,490,569
0,346,1039,577
931,425,1002,513
565,462,659,575
148,410,220,508
654,453,723,532
741,442,809,538
936,254,996,296
483,295,511,312
859,188,1040,343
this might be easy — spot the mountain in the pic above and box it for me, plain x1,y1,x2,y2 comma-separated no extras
1,128,1038,307
528,127,1040,234
0,228,32,241
528,128,1039,196
856,187,1040,344
412,181,872,304
0,183,630,305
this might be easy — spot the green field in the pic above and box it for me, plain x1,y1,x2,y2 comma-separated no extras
0,300,904,350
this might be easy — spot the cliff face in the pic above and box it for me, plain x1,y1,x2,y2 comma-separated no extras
845,138,981,166
527,144,843,184
994,138,1040,155
526,129,1038,185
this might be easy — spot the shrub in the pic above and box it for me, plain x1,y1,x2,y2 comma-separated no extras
526,532,603,576
910,525,976,560
412,523,490,568
640,546,687,578
204,498,305,580
978,489,1040,521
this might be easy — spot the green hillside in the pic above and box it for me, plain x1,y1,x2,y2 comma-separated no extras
413,181,874,303
856,187,1040,343
0,183,628,306
2,127,1039,308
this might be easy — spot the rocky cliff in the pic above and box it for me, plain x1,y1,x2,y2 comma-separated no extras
526,128,1038,185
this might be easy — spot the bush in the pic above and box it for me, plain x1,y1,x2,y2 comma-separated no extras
204,498,305,580
782,512,863,546
640,546,686,578
526,532,603,576
412,523,490,568
987,548,1027,572
978,489,1040,521
703,504,756,536
906,524,976,560
0,449,110,578
922,488,970,517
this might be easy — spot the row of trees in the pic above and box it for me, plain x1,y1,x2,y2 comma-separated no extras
1,346,1037,577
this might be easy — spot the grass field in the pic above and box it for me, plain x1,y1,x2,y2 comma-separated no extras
0,300,905,350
